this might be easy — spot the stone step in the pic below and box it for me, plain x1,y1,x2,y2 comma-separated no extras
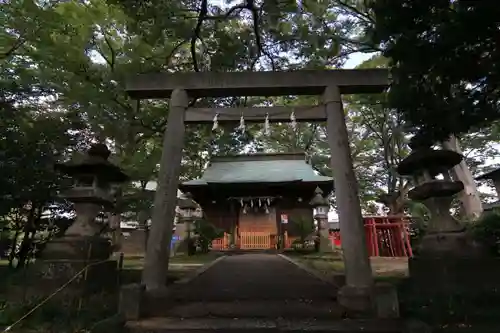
147,300,344,319
126,317,407,333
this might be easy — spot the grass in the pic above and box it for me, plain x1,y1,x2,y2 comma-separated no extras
286,251,409,280
119,251,222,285
121,251,222,270
286,252,500,332
1,252,222,332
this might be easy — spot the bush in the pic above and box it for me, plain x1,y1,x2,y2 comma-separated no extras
193,219,223,254
469,210,500,255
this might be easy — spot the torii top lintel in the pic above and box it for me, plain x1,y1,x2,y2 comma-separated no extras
125,69,389,99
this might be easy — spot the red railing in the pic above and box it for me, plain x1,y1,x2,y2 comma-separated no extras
331,216,413,257
211,232,230,250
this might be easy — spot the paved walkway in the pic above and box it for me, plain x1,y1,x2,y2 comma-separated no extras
161,254,342,319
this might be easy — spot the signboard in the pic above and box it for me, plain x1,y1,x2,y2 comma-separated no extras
280,214,288,224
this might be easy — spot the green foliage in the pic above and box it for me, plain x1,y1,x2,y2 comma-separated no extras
290,216,315,243
193,219,223,254
0,292,117,333
372,0,500,144
469,211,500,255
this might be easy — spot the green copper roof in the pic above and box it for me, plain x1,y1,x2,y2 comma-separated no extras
183,153,332,186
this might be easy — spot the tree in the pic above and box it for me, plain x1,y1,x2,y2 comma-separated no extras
0,104,82,267
371,1,500,218
371,0,500,145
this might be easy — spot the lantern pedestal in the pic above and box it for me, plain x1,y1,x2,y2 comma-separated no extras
42,235,113,261
310,187,333,254
31,236,118,298
317,218,333,253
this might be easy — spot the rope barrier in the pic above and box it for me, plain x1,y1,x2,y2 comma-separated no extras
2,258,111,333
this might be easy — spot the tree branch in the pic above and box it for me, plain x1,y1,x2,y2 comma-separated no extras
191,0,209,72
205,3,247,20
1,35,27,60
335,0,375,24
102,31,116,70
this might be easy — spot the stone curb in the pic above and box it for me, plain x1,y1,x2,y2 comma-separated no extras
277,253,339,287
174,254,227,285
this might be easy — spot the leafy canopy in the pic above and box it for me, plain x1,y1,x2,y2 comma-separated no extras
372,0,500,146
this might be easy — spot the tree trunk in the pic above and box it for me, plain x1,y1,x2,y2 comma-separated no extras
17,206,37,268
442,135,483,220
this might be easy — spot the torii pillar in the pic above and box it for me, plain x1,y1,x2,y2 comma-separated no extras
125,69,388,313
324,86,374,311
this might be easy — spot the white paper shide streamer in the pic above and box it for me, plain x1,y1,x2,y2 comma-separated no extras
290,111,297,130
212,113,219,131
238,114,246,134
264,113,271,136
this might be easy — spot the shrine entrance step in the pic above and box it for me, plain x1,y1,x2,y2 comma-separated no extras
126,317,407,333
223,249,279,255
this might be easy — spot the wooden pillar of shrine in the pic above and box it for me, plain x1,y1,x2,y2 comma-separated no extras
324,85,374,312
142,89,188,292
229,200,237,248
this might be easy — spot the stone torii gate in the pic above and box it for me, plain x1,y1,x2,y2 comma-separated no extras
125,69,389,311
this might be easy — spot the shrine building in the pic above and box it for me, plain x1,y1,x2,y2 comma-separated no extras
179,152,333,250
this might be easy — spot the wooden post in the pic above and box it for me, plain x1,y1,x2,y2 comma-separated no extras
324,85,374,312
142,89,188,292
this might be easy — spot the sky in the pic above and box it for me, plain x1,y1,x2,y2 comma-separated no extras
343,52,376,69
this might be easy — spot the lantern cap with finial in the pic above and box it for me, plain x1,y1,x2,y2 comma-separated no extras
178,192,199,211
178,192,200,222
55,143,129,183
309,186,330,207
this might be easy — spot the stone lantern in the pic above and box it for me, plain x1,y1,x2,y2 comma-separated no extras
397,148,470,255
397,147,492,296
48,143,129,260
178,192,199,255
310,186,332,253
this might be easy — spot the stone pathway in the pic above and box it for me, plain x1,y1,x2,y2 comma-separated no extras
158,253,341,319
128,254,406,332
